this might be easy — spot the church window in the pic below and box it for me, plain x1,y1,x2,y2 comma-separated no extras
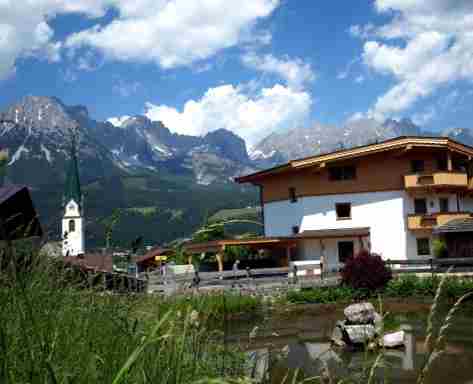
69,220,76,232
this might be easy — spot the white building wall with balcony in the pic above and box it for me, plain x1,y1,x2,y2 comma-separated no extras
264,190,411,264
264,190,466,265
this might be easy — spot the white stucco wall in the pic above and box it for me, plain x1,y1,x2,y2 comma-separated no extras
299,237,367,271
62,199,85,256
264,190,410,260
264,190,468,262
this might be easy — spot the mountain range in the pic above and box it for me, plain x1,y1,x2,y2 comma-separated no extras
1,95,473,247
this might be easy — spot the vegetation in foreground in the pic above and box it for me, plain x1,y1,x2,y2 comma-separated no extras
0,247,257,384
2,244,473,383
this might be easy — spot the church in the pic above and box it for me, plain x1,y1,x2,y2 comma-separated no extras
62,140,85,257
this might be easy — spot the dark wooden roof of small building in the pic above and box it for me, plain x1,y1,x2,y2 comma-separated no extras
64,253,114,273
0,185,42,240
135,247,172,265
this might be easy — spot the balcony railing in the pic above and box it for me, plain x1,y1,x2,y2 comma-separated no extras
407,212,472,230
404,172,468,190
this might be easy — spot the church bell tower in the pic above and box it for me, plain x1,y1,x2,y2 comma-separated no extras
62,135,84,257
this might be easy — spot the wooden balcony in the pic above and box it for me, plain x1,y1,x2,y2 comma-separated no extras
407,212,472,231
404,172,468,191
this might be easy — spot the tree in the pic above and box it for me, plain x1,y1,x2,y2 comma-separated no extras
103,209,121,249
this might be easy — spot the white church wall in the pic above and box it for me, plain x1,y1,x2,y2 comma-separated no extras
62,199,84,257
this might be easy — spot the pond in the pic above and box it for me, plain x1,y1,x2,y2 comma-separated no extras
227,300,473,383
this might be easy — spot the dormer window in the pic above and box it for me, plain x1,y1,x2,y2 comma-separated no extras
329,166,356,181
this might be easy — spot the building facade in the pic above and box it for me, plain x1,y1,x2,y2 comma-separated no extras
237,137,473,270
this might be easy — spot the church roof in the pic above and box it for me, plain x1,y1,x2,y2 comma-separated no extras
64,141,82,206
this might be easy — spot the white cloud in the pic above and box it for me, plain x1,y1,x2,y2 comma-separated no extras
0,0,279,79
144,83,312,147
353,0,473,119
0,0,110,80
66,0,280,69
241,52,315,89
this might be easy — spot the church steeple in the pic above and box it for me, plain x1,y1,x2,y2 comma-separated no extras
62,132,85,257
63,134,82,209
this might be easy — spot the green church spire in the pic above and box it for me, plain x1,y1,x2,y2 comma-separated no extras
64,134,82,208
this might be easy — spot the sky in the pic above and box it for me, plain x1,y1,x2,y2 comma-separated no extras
1,0,473,147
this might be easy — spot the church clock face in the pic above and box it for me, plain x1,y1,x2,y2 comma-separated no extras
68,203,75,211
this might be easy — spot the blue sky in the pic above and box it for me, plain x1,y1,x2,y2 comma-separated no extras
1,0,473,146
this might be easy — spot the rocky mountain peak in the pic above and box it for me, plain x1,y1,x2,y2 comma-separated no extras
1,95,77,138
121,115,153,129
203,129,249,164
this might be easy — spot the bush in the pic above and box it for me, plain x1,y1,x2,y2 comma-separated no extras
340,249,392,291
432,238,448,258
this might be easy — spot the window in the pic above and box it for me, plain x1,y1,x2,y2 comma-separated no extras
292,225,299,235
338,241,354,263
439,198,449,213
411,160,425,173
289,187,297,203
329,166,356,181
336,203,352,220
414,198,427,214
68,219,75,232
437,157,448,171
417,238,430,256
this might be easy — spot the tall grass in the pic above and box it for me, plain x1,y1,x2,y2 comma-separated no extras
0,246,251,383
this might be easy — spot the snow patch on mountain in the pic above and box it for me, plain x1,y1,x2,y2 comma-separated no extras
8,145,29,165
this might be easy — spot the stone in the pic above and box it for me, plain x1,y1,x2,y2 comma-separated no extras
344,302,376,324
381,331,405,348
331,322,346,347
344,324,376,345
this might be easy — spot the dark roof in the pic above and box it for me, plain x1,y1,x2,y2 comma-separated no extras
0,184,24,204
64,145,82,206
0,185,42,240
434,217,473,234
135,247,172,265
64,253,114,273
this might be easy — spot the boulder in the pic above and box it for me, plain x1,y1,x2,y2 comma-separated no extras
331,321,347,347
344,324,376,345
381,331,405,348
344,302,376,324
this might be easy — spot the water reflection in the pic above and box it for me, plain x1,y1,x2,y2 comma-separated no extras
240,304,473,383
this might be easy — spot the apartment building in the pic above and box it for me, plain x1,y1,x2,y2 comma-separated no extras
236,137,473,270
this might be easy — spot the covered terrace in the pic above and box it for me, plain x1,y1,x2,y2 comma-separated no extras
183,237,298,272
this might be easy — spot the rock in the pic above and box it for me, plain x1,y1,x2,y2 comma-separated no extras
331,321,346,347
381,331,405,348
344,302,376,324
344,324,376,345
